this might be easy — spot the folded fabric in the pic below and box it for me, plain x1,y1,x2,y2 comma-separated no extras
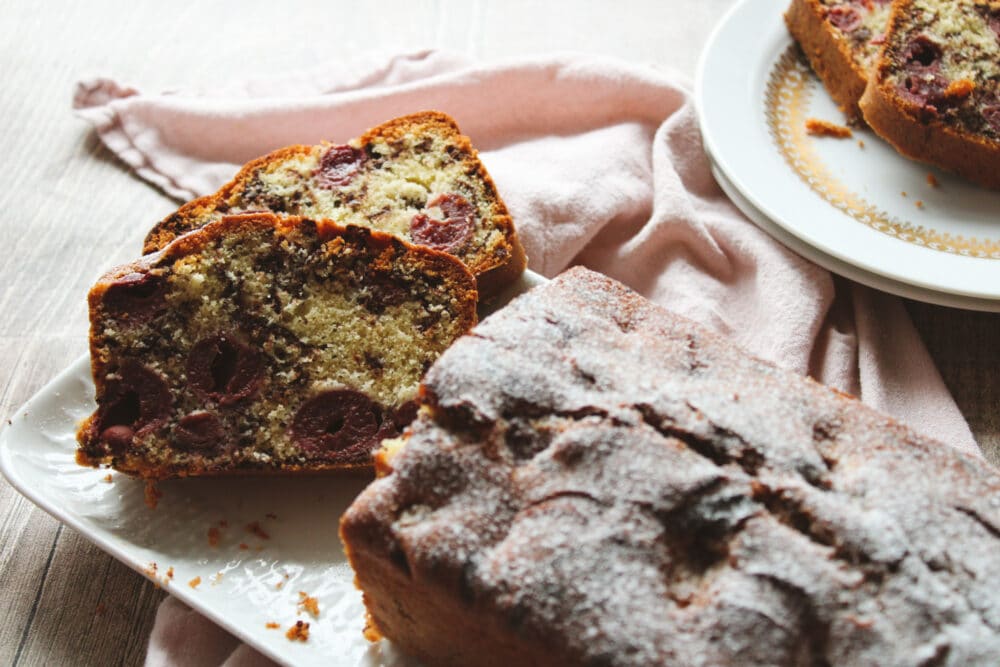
145,597,275,667
73,49,980,667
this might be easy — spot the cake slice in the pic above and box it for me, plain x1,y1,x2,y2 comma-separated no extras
341,267,1000,667
859,0,1000,188
785,0,894,120
76,213,477,479
144,111,525,296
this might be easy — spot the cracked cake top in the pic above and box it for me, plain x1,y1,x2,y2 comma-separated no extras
342,266,1000,666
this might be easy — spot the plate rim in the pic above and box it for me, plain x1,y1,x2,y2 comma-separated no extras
709,158,1000,312
695,0,1000,304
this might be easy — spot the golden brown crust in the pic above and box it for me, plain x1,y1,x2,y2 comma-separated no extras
75,436,377,479
143,195,225,255
859,79,1000,189
858,0,1000,190
785,0,870,120
341,533,553,667
356,110,460,146
142,112,526,298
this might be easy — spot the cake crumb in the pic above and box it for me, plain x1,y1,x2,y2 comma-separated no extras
208,526,221,547
266,622,281,630
166,567,174,580
246,521,270,540
286,620,310,642
915,200,925,209
144,481,162,509
805,118,852,138
103,474,113,483
901,191,908,197
144,562,161,589
362,613,382,642
211,572,224,586
298,592,320,618
927,173,939,187
943,79,975,102
188,576,202,589
857,139,865,148
239,542,249,550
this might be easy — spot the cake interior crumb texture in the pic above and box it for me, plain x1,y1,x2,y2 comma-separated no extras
882,0,1000,138
819,0,894,68
144,112,525,294
77,214,476,479
342,267,1000,667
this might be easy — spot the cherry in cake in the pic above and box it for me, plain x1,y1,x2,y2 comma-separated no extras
77,213,477,479
144,111,526,296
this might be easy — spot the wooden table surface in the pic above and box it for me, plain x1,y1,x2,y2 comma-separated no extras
1,1,997,665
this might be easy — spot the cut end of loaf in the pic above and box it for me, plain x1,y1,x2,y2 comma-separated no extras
78,214,477,479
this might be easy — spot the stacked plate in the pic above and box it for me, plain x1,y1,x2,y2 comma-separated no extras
697,0,1000,311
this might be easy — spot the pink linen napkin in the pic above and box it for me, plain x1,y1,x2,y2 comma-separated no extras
74,50,980,667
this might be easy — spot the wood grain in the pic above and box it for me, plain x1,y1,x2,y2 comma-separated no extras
0,0,995,665
908,302,1000,468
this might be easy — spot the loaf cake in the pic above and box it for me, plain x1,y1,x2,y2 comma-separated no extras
76,213,477,479
341,267,1000,666
143,111,526,296
859,0,1000,188
785,0,894,119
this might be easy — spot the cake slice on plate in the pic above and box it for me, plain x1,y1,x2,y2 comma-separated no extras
785,0,894,120
77,213,477,479
859,0,1000,188
144,111,526,296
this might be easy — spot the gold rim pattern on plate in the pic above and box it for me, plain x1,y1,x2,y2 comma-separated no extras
764,46,1000,260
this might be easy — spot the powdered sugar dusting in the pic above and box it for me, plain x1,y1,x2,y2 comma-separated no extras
343,267,1000,665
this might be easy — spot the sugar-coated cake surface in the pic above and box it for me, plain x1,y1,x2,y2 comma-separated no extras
341,267,1000,666
144,111,526,295
77,213,477,480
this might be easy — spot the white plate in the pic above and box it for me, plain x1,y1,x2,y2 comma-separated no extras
696,0,1000,310
711,161,1000,311
0,270,547,667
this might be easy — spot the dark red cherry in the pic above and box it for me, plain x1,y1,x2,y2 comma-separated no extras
290,389,381,453
94,361,172,453
409,193,476,253
102,272,167,322
187,334,263,405
315,144,365,188
827,6,862,33
174,412,226,452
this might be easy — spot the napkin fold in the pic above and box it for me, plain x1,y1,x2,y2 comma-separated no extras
73,49,979,667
